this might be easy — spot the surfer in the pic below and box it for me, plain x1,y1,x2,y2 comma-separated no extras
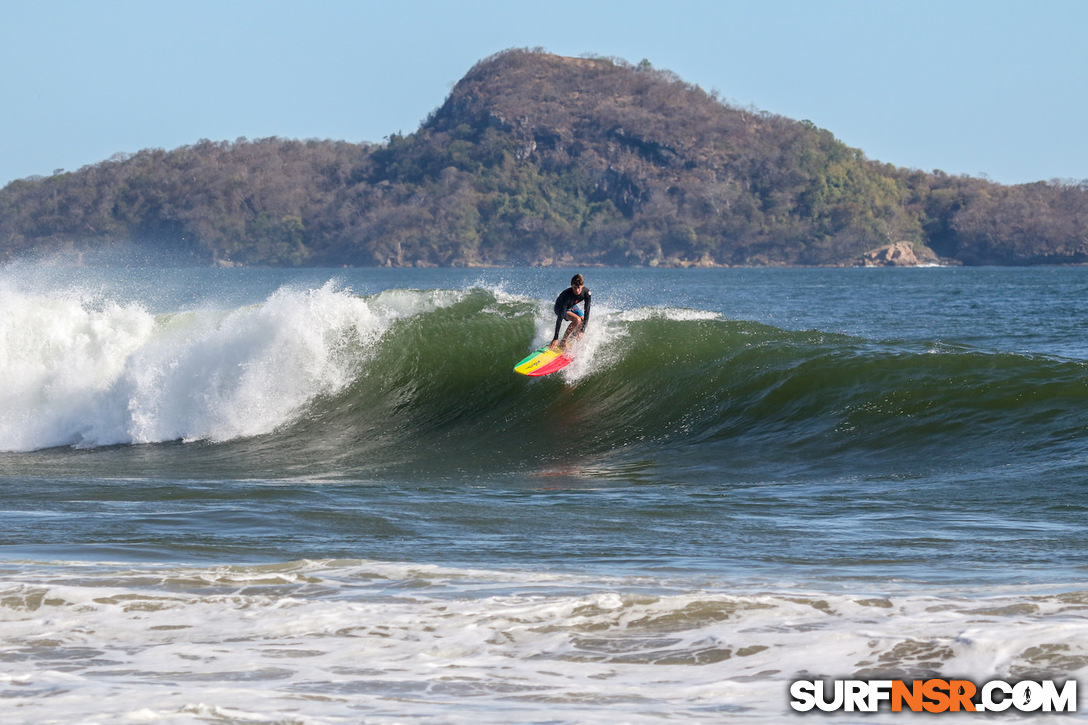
550,274,591,351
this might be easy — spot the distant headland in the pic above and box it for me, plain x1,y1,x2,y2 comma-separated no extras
2,48,1085,268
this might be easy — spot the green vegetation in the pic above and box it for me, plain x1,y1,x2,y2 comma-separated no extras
2,48,1086,267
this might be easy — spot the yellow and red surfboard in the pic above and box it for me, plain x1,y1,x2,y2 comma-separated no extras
514,345,574,376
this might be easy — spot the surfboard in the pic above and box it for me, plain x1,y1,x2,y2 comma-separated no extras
514,345,574,377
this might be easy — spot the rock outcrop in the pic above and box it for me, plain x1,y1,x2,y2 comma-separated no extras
856,242,943,267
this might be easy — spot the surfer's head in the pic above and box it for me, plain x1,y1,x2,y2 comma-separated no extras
571,274,584,289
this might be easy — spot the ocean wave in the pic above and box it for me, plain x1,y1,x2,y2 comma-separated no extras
4,282,1088,480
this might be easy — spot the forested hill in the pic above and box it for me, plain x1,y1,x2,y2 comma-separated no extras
2,48,1087,267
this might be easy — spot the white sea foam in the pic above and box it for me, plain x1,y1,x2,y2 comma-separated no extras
0,280,458,452
525,301,622,384
617,307,722,323
550,306,719,382
531,305,722,383
1,560,1086,723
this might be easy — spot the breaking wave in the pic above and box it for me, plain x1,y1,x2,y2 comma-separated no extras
4,279,1088,481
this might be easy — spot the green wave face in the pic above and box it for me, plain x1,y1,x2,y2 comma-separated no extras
261,289,1088,482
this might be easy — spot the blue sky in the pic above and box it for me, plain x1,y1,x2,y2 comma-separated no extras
2,0,1084,186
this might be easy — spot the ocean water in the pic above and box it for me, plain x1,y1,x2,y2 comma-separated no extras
2,263,1088,723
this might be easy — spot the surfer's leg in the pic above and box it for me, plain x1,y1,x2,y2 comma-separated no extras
561,312,582,347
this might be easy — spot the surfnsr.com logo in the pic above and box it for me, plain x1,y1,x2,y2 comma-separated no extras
790,679,1077,713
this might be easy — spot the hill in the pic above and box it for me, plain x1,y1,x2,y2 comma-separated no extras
2,48,1086,267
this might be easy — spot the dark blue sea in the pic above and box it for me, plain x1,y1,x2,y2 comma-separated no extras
2,264,1087,722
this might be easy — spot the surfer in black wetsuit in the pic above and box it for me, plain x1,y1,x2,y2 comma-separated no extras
550,273,591,351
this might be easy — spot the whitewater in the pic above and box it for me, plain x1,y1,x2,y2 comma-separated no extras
2,263,1088,723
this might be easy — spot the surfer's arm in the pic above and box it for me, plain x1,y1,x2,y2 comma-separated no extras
552,313,564,342
552,288,573,342
581,291,590,332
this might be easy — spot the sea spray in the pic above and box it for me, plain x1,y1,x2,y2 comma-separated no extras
0,284,155,451
0,282,400,451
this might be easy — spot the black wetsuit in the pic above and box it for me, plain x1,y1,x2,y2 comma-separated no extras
552,286,591,342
